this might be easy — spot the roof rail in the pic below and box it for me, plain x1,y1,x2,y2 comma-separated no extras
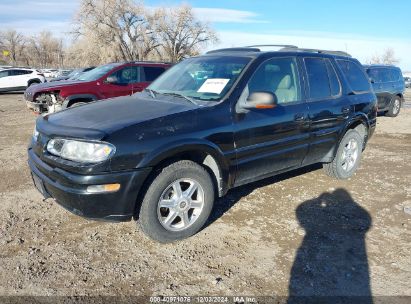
245,44,298,49
206,45,351,57
206,47,260,54
280,47,351,57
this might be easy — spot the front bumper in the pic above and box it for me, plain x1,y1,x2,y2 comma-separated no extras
25,98,44,113
28,149,151,222
368,117,376,140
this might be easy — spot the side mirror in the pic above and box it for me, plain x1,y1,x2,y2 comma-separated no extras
242,91,277,109
105,75,118,84
369,78,375,84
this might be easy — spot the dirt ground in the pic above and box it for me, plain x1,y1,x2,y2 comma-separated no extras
0,90,410,299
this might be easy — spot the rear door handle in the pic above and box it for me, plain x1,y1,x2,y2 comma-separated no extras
294,113,305,122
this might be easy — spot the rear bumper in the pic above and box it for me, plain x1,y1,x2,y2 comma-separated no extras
28,149,151,222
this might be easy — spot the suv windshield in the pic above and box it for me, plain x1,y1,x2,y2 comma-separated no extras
67,68,82,79
149,56,251,101
77,63,120,81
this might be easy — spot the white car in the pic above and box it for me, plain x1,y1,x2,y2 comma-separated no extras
42,69,58,78
0,68,46,92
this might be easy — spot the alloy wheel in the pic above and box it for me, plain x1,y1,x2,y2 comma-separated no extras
157,178,205,231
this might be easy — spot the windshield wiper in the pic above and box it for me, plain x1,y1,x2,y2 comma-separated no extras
144,88,158,99
161,92,198,105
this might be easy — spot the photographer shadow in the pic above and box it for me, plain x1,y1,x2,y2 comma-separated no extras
288,188,372,304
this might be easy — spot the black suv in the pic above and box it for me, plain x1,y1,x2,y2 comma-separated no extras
364,65,405,117
28,45,377,242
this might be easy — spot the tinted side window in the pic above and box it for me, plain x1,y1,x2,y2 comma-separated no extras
0,71,9,78
366,68,383,83
15,70,32,75
143,66,165,82
247,57,301,104
305,58,331,99
110,66,140,84
7,70,18,76
390,68,401,82
380,68,392,82
337,60,371,92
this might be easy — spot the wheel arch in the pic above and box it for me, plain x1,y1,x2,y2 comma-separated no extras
139,140,231,197
63,94,97,108
27,78,41,86
324,115,370,163
395,93,404,104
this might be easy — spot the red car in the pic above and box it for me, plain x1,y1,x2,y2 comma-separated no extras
24,61,171,113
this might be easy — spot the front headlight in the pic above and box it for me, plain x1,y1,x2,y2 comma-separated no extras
47,138,115,163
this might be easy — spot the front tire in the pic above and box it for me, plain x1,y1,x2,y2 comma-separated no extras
139,160,215,243
386,97,401,117
323,129,363,180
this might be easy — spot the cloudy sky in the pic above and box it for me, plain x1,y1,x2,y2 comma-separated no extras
1,0,410,70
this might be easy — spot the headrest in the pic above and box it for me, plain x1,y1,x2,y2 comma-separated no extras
277,75,291,89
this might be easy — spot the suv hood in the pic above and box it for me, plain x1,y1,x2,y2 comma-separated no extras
26,79,90,94
37,94,198,140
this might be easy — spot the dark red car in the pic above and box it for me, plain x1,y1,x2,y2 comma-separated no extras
24,61,171,113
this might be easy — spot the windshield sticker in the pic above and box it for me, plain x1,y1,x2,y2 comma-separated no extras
197,78,230,94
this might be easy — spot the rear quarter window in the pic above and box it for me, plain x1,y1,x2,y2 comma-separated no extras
337,60,371,93
390,68,402,82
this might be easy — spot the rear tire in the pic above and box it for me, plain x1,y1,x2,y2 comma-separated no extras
386,96,401,117
138,160,215,243
323,129,363,180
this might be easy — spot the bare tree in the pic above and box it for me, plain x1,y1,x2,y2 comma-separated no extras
66,35,109,66
27,31,64,68
367,48,399,65
74,0,159,62
154,5,218,62
0,1,219,67
0,30,26,65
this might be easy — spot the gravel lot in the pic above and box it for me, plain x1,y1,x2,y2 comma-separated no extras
0,90,410,299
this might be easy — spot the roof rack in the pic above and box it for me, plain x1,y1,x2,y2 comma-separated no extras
280,47,351,57
245,44,298,49
206,45,351,57
207,45,298,54
206,47,260,54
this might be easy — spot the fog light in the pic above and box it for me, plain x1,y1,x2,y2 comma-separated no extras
87,183,121,193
